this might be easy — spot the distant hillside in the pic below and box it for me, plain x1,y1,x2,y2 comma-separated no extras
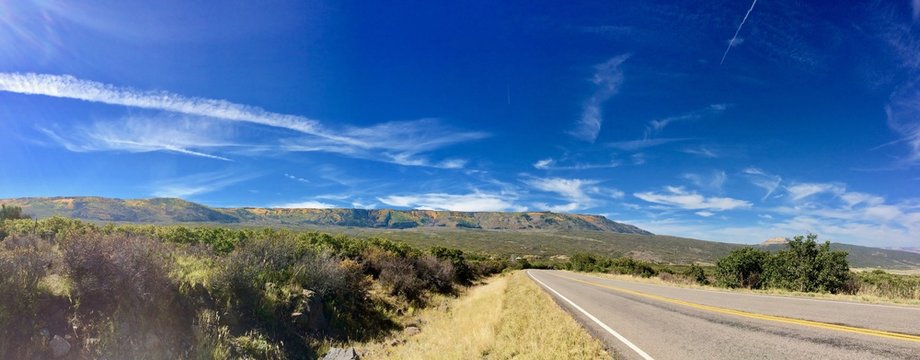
887,247,920,254
4,196,919,270
0,197,652,234
328,228,920,270
760,242,920,270
1,197,238,223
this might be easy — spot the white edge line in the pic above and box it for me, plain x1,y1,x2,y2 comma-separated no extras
527,270,656,360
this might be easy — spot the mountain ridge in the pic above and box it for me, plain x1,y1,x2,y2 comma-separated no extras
0,196,653,235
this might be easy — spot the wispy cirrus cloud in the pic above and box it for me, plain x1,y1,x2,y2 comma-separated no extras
569,55,629,142
785,182,846,201
683,170,727,192
645,104,728,138
743,167,782,200
0,73,487,168
524,176,623,211
914,0,920,21
884,87,920,163
38,116,237,161
284,173,309,184
682,146,721,158
377,192,524,212
634,186,751,211
607,138,689,151
532,157,620,170
151,171,257,198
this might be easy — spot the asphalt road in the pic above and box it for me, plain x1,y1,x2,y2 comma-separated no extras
527,270,920,360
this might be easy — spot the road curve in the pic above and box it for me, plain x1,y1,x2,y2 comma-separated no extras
527,270,920,360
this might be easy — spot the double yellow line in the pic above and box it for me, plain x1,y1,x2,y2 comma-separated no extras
553,273,920,344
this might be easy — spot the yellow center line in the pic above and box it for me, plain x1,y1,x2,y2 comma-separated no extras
551,272,920,344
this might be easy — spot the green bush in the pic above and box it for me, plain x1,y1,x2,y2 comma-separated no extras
609,257,657,278
568,253,603,272
714,234,851,294
715,247,769,289
0,205,29,221
762,234,850,293
684,264,709,285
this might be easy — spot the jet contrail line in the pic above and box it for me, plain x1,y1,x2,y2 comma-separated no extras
720,0,758,65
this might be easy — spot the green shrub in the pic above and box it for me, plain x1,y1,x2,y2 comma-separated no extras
0,205,29,221
855,270,920,299
715,247,769,289
684,264,709,285
430,246,473,284
762,234,850,293
609,257,657,278
568,253,603,272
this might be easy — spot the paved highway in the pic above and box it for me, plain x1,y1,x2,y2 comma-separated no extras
527,270,920,360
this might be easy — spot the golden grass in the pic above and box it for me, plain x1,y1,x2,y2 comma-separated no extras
581,271,920,306
363,272,610,359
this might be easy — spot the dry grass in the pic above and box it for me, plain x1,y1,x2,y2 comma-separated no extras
363,271,610,359
582,271,920,306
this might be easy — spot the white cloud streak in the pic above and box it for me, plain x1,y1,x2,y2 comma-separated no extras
284,173,309,184
645,104,728,138
524,176,623,211
885,87,920,163
39,116,238,161
151,171,256,198
272,201,336,209
786,182,846,201
608,138,689,151
634,186,751,211
570,55,629,142
743,167,782,200
683,171,727,191
377,192,524,212
720,0,759,65
0,73,487,168
532,157,620,170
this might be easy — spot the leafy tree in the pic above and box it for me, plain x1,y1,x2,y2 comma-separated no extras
568,253,601,272
763,234,850,293
715,247,769,289
0,205,29,221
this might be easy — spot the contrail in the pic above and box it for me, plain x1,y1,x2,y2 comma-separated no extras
720,0,758,65
0,72,362,146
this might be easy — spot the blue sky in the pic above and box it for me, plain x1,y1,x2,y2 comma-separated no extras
1,0,919,247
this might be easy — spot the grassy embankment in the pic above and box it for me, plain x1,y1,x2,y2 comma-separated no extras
363,271,610,360
0,216,511,359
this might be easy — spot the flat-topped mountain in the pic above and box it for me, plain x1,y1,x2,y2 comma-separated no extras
0,196,653,235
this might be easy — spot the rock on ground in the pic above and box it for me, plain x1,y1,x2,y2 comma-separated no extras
323,347,359,360
49,335,71,358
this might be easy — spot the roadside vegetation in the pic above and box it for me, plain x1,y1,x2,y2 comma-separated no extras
364,272,610,359
0,212,508,359
563,233,920,303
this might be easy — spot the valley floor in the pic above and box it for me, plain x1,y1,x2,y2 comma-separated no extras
359,271,611,359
